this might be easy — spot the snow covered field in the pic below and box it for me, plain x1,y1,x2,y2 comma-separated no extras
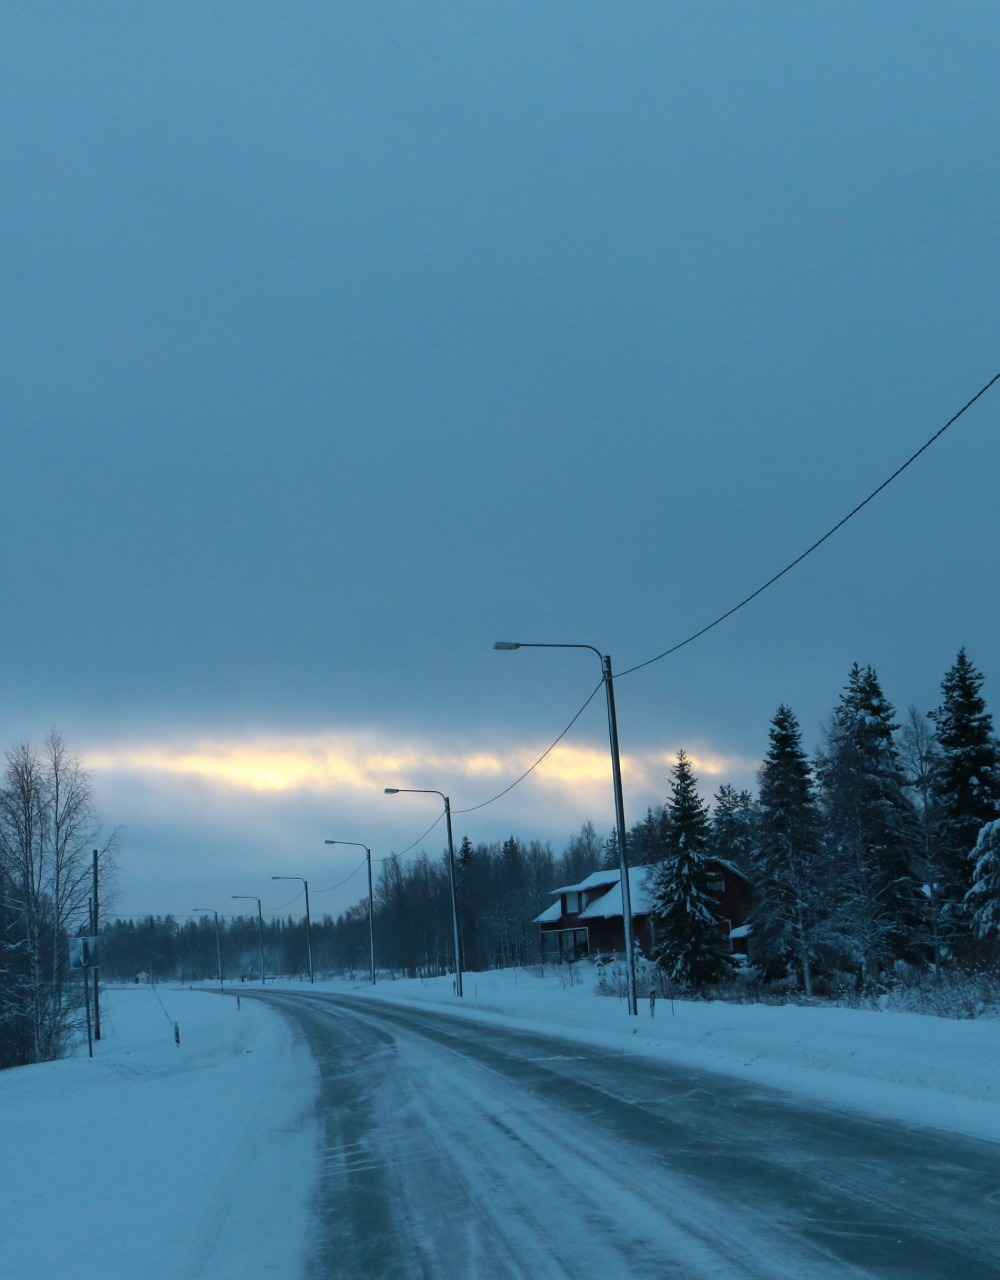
1,986,318,1280
254,966,1000,1145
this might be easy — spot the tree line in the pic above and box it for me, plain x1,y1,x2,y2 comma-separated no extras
651,647,1000,990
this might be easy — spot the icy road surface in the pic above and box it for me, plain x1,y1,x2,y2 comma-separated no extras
255,990,1000,1279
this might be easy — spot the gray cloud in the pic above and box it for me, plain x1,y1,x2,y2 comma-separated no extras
3,3,998,915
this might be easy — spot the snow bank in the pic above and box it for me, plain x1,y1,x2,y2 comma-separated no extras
251,968,1000,1145
1,985,318,1280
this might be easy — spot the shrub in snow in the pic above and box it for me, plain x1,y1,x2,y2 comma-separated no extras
876,965,1000,1020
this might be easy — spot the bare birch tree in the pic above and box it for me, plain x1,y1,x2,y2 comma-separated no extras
0,735,117,1065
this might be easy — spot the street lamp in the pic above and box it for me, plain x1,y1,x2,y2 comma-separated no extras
192,908,224,991
384,788,463,998
494,640,638,1016
324,841,376,985
271,876,314,983
231,895,265,984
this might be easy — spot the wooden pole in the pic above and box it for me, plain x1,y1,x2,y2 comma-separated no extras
92,850,101,1041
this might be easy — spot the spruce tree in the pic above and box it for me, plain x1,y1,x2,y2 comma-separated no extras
930,649,1000,901
899,706,949,966
711,784,758,874
665,749,710,857
753,705,824,993
600,828,620,870
817,664,918,982
628,807,667,865
651,751,733,988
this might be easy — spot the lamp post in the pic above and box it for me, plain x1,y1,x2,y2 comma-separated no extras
324,841,376,985
192,908,224,991
232,895,265,984
271,876,314,983
494,640,638,1016
384,788,463,998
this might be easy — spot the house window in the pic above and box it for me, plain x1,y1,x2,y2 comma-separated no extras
564,892,580,914
544,926,589,961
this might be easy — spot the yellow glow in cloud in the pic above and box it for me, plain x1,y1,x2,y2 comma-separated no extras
84,732,749,803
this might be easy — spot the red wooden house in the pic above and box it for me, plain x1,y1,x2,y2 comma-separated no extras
533,861,752,961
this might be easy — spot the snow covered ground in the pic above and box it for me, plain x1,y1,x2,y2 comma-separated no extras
1,985,318,1280
251,966,1000,1145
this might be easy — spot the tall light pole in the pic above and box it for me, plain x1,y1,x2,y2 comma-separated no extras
271,876,313,983
384,788,463,998
232,895,265,984
193,908,224,991
324,841,376,985
494,640,638,1016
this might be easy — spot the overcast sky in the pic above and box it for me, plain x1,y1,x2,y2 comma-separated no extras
3,3,998,923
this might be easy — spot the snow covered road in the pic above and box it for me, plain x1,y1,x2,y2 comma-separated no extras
258,990,1000,1279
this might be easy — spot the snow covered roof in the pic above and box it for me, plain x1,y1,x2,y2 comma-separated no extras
549,869,622,896
579,866,655,919
729,923,752,939
710,857,752,884
532,900,564,925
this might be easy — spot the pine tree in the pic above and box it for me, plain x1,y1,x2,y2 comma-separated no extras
817,664,918,983
651,752,733,988
930,649,1000,904
752,705,824,993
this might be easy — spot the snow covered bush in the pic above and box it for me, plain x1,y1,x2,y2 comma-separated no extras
965,819,1000,941
875,965,1000,1020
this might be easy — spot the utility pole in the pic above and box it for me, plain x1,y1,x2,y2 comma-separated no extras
232,896,265,983
494,641,638,1015
366,847,376,985
256,898,264,984
92,850,101,1041
382,791,463,997
271,877,313,983
83,912,93,1060
324,841,377,985
443,797,463,999
192,909,224,990
303,879,313,983
603,655,638,1017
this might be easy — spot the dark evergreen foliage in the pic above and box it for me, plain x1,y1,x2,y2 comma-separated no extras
711,784,757,874
817,664,919,979
930,648,1000,899
751,705,824,991
651,752,734,987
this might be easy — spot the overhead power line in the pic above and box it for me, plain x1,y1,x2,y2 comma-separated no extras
376,811,446,863
453,677,605,815
270,887,305,912
312,855,368,896
615,371,999,679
